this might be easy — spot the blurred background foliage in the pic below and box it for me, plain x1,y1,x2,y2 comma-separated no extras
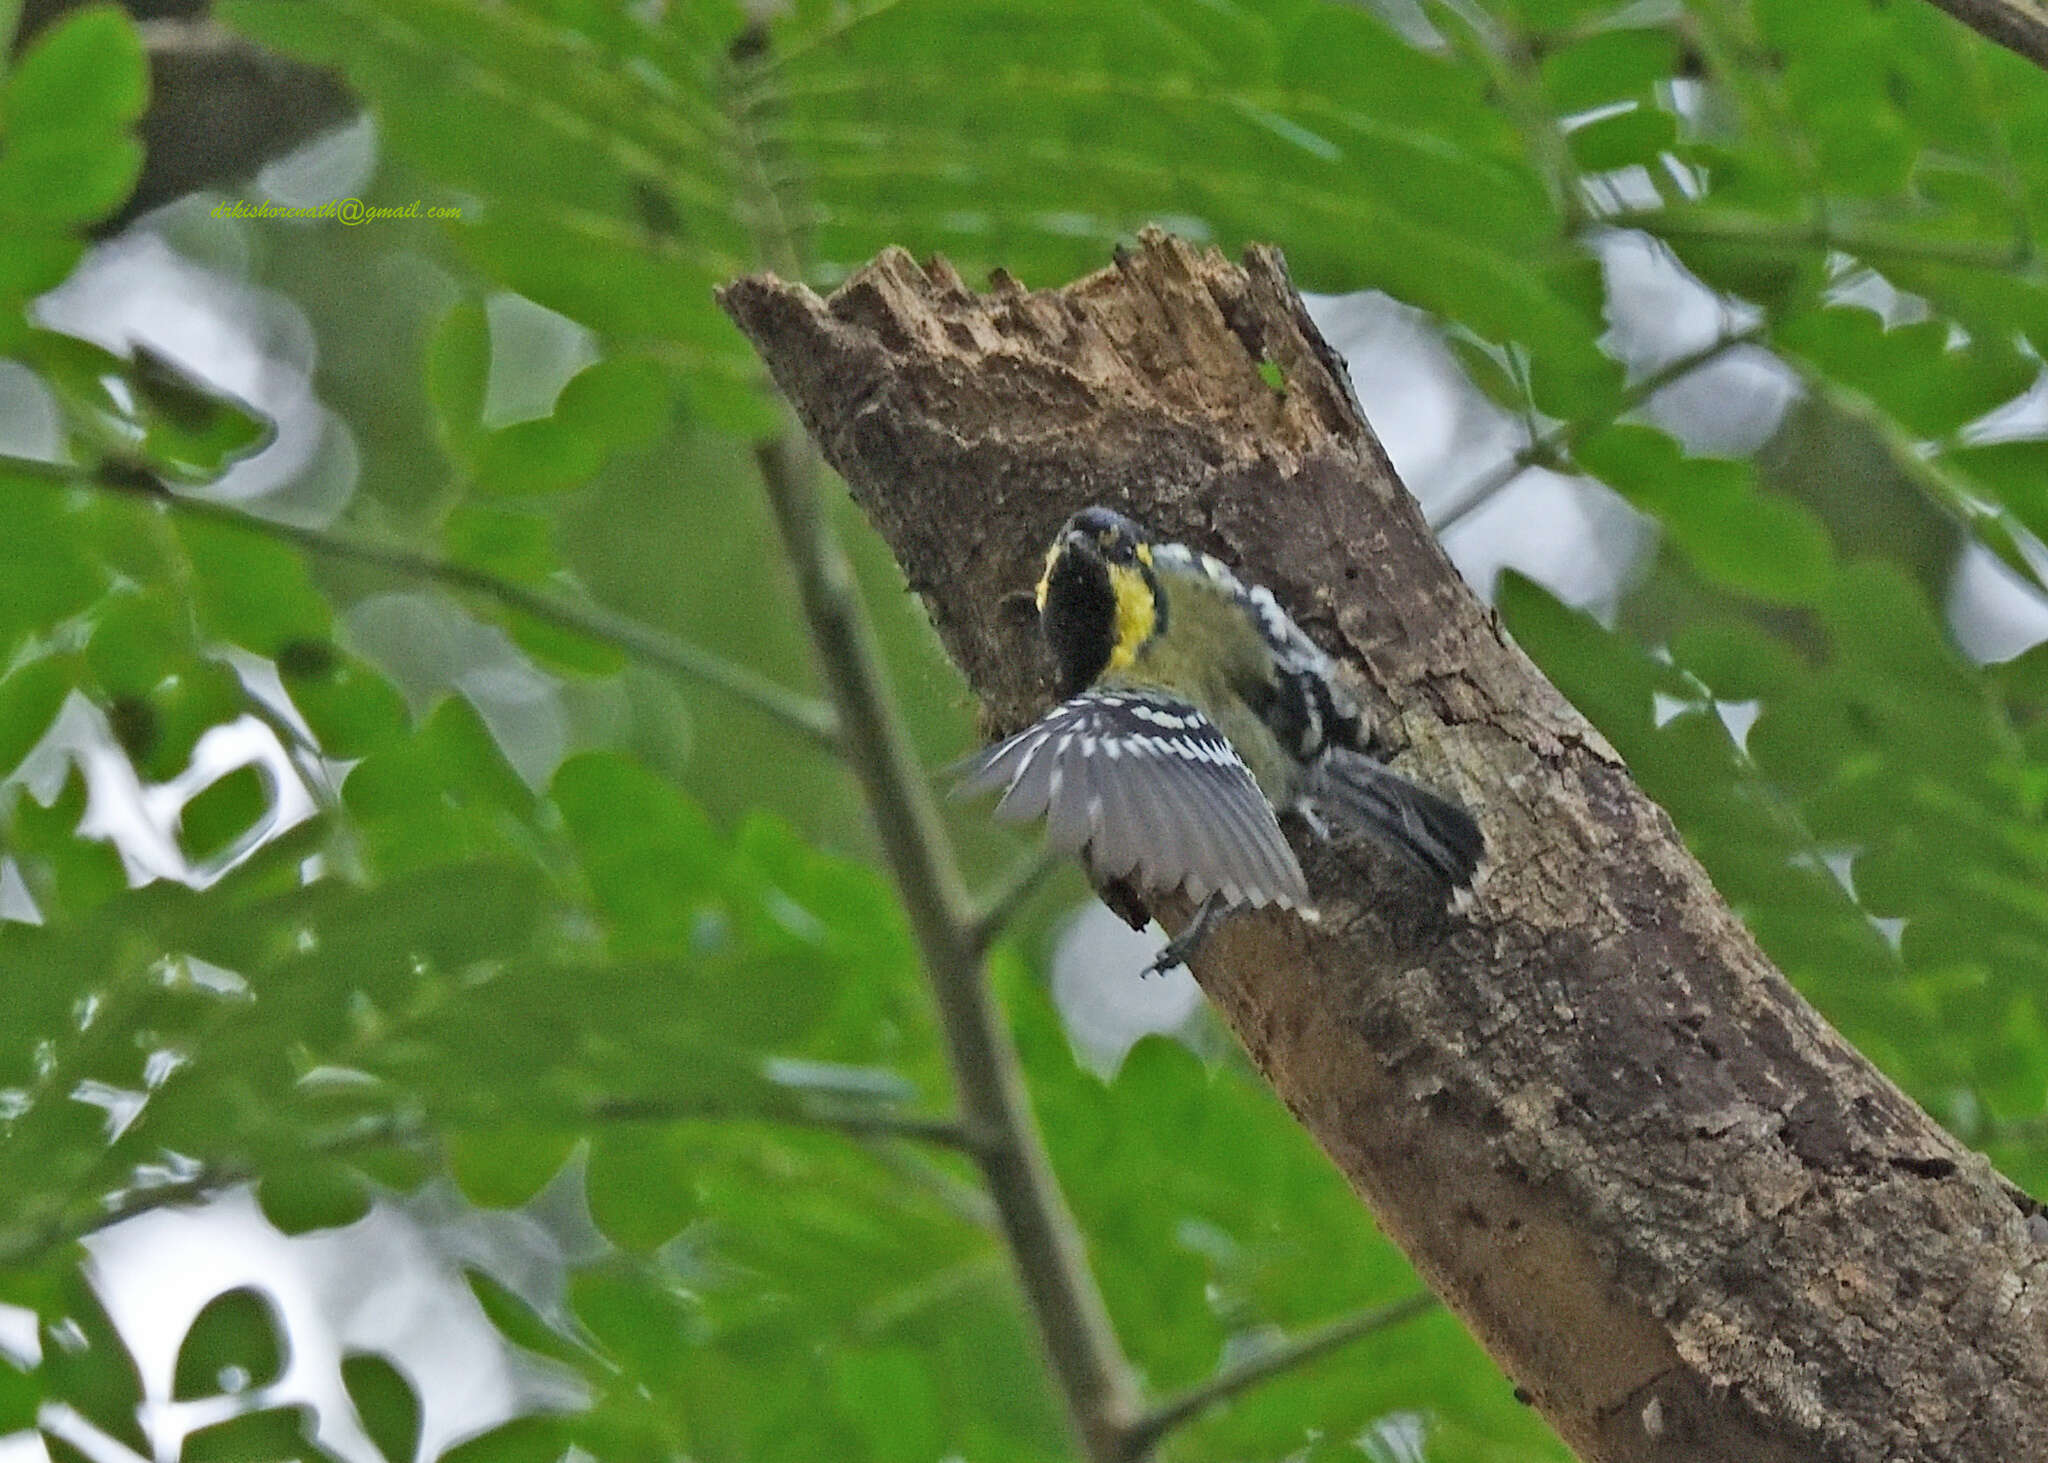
1,0,2046,1459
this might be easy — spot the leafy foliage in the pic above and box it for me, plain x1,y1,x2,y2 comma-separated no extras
2,0,2047,1458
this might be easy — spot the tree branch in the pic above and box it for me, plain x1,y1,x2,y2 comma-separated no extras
740,430,1142,1461
718,230,2048,1463
1113,1293,1437,1459
8,458,841,749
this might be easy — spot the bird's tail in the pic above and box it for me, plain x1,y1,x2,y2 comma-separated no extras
1307,748,1484,894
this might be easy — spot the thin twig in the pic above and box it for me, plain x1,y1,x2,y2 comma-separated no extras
1625,208,2036,273
1112,1294,1438,1459
0,1107,417,1268
750,429,1142,1462
4,455,841,750
1430,325,1766,533
0,1089,976,1270
587,1094,987,1151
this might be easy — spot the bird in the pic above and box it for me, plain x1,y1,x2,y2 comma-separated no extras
955,505,1483,974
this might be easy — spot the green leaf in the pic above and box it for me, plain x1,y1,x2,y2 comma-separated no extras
679,365,782,439
472,415,606,497
553,753,720,950
343,696,535,871
176,518,330,656
0,470,106,662
1539,27,1678,112
40,1270,147,1457
1576,425,1832,604
830,1347,945,1462
0,127,144,228
462,1269,591,1374
568,1257,700,1384
442,506,555,583
1669,619,1807,701
1775,306,2035,440
279,642,410,760
176,764,273,866
585,1125,702,1253
472,356,674,496
5,6,148,135
112,657,244,784
348,1143,434,1196
172,1286,288,1400
85,589,190,697
0,1355,37,1434
447,1126,578,1211
32,328,267,491
0,1319,39,1426
436,1415,569,1463
0,236,82,345
428,300,493,469
341,1352,422,1463
4,767,127,915
1497,570,1674,755
555,356,671,455
1444,331,1525,412
1566,105,1676,173
0,654,75,776
180,1404,345,1463
255,1160,372,1236
128,347,276,483
461,216,733,350
1947,439,2048,541
507,609,627,677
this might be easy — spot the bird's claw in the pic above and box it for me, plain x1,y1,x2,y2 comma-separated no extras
1138,891,1235,978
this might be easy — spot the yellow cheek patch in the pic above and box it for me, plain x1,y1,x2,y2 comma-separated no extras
1036,543,1060,612
1105,562,1157,670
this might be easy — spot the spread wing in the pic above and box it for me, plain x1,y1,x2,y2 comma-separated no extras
954,687,1310,910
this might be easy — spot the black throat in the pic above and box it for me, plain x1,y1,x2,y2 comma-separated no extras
1040,549,1117,697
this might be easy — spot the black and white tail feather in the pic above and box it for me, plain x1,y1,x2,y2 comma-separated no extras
1307,748,1484,895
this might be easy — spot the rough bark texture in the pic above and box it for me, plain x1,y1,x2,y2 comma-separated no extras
718,231,2048,1463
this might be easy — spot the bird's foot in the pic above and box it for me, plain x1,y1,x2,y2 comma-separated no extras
1142,892,1238,977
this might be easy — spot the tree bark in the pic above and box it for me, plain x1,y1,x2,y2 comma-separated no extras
718,231,2048,1463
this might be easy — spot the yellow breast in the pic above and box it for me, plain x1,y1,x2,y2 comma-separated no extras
1103,560,1156,672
